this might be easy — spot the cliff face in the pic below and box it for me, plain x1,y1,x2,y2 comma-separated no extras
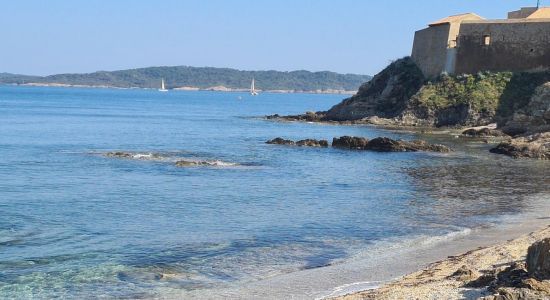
500,83,550,135
322,58,550,130
323,58,425,121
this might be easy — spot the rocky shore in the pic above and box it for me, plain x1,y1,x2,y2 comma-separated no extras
266,136,452,152
266,58,550,160
333,226,550,300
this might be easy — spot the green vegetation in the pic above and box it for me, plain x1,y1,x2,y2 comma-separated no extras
0,67,372,91
412,72,512,113
411,70,550,122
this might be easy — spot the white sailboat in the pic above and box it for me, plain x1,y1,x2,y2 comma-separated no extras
159,78,168,92
250,78,258,96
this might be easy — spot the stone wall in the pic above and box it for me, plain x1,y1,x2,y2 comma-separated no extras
411,24,451,78
455,20,550,75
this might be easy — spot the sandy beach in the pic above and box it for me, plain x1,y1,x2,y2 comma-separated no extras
333,224,550,300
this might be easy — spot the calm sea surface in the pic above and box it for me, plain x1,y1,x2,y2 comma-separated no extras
0,86,548,298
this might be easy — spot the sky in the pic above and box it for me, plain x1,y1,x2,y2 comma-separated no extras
0,0,543,76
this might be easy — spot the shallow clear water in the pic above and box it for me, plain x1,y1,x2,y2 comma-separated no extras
0,86,548,298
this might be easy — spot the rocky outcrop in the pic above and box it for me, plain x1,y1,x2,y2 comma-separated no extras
462,127,508,137
295,139,329,147
332,136,452,152
501,82,550,136
331,136,369,149
365,137,452,152
266,111,325,122
266,137,296,145
490,132,550,160
478,239,550,299
527,238,550,280
324,57,425,121
266,138,328,147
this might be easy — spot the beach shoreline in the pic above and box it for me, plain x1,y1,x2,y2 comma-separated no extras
164,193,550,299
332,224,550,300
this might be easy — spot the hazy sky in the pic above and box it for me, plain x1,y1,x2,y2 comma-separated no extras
0,0,541,76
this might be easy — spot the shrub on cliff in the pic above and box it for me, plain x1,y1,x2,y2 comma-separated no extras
412,72,511,113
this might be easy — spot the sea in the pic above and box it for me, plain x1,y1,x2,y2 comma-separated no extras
0,85,548,299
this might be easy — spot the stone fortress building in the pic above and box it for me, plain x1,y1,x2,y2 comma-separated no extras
411,7,550,78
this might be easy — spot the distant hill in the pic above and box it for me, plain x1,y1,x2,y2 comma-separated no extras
0,67,372,92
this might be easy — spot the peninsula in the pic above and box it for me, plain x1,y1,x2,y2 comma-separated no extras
0,66,371,94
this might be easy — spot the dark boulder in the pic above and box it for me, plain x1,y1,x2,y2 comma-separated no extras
332,136,452,152
332,136,369,149
296,139,329,147
527,238,550,280
266,138,296,145
365,137,411,152
365,137,452,153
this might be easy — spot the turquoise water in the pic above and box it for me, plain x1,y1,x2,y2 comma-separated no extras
0,86,548,298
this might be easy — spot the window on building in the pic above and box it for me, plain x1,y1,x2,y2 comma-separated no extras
483,35,491,46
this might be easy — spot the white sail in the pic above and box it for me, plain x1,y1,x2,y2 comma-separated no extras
250,78,258,96
159,78,168,92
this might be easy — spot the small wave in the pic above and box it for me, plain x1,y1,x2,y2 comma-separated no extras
103,151,168,161
175,159,239,168
98,151,244,168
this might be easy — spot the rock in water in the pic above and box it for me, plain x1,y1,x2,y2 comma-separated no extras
490,132,550,160
332,136,451,152
462,128,507,137
365,137,452,152
295,139,329,147
105,151,133,158
266,138,328,147
527,238,550,280
332,136,369,149
407,140,453,153
266,138,296,145
365,137,410,152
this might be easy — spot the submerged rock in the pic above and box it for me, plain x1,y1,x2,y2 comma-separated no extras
174,160,237,167
332,136,369,149
266,138,328,147
527,238,550,280
490,132,550,160
105,151,134,158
